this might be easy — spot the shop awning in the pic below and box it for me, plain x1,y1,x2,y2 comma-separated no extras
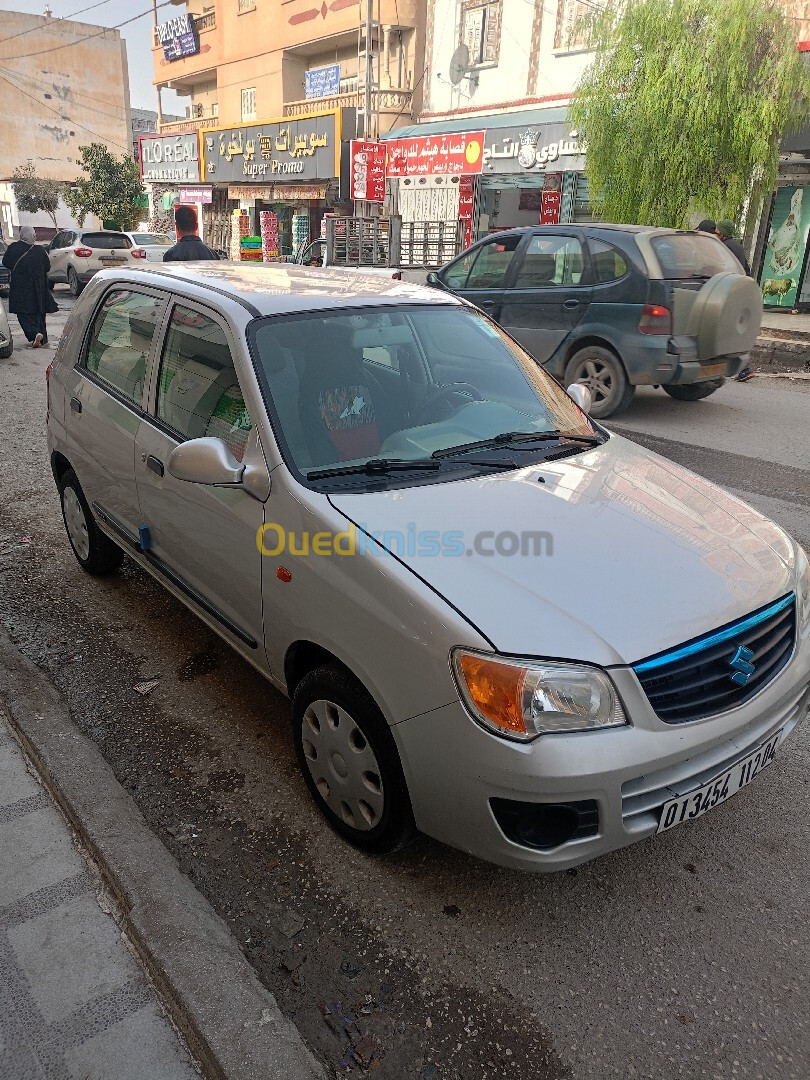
379,105,570,140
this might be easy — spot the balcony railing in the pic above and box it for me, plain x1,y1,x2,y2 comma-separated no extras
284,88,414,126
159,115,219,135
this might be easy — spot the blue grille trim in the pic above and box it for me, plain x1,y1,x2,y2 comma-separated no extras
633,593,795,675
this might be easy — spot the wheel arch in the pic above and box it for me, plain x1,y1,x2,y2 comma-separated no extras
285,640,350,698
563,335,626,372
50,451,74,487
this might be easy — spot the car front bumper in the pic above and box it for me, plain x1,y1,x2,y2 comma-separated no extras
394,638,810,871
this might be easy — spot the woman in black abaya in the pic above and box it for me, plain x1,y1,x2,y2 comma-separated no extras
2,226,55,347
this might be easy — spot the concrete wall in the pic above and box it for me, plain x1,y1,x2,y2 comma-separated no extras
421,0,593,121
0,184,100,241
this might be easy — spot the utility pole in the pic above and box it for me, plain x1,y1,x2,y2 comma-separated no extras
364,0,373,139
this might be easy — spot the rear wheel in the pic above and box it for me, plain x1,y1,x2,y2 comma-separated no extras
564,346,635,419
68,267,83,297
292,665,415,855
0,336,11,360
663,378,725,401
58,469,124,575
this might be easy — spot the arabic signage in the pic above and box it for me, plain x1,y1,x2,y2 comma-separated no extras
202,113,338,183
482,125,586,174
155,13,199,62
385,130,486,177
350,141,386,202
177,185,212,203
139,132,201,183
305,64,340,99
458,175,475,247
540,172,562,225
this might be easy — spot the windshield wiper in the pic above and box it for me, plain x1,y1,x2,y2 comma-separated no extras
433,430,602,459
307,458,441,480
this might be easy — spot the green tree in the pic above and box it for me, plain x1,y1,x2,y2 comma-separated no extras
11,161,61,230
63,144,145,232
570,0,810,228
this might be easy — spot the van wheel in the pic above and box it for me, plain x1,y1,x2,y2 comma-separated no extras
59,470,124,575
292,665,416,855
68,268,83,296
0,337,12,360
564,346,635,419
663,378,725,401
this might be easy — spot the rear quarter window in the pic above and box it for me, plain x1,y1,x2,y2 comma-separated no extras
650,234,741,279
82,233,131,250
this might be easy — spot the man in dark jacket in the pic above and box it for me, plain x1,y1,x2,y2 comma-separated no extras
716,220,751,275
162,205,219,262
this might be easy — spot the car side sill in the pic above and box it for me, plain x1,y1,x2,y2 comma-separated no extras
92,502,258,650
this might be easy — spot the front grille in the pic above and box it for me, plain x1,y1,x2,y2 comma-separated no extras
633,594,796,724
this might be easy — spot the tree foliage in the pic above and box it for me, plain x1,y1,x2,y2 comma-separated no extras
11,161,61,229
569,0,810,228
63,144,145,232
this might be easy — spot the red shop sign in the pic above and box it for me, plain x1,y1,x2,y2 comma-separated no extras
540,190,562,225
385,130,486,177
350,140,386,203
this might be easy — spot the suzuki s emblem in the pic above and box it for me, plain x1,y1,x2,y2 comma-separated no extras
729,645,756,686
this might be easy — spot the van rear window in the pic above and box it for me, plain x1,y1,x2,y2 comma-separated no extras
651,234,741,279
82,233,131,250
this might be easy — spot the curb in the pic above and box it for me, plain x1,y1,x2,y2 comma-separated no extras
751,335,810,374
0,628,325,1080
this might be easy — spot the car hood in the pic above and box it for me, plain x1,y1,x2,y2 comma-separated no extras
328,435,796,666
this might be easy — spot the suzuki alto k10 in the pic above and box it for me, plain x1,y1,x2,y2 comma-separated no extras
45,264,810,870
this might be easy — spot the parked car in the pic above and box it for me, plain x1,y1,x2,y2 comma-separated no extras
46,265,809,871
428,225,762,418
0,291,12,358
0,240,9,298
46,229,146,295
289,238,402,280
123,231,175,263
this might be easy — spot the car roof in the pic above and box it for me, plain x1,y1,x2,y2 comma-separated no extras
79,228,127,236
97,263,463,316
469,223,680,241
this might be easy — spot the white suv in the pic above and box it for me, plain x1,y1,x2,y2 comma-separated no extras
47,229,146,295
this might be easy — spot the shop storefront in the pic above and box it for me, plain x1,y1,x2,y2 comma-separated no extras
138,131,206,236
200,108,353,259
380,106,590,243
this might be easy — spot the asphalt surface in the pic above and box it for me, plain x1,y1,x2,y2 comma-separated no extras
1,289,809,1080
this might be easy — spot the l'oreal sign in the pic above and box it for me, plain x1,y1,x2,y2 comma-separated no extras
155,13,199,62
482,126,587,173
139,132,201,182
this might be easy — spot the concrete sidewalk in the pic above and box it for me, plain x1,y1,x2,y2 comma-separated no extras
0,716,199,1080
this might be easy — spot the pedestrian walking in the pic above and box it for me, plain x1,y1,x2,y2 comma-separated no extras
715,220,754,381
162,206,219,262
1,225,57,348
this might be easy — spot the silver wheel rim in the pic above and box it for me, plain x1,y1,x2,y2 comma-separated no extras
63,486,90,561
572,357,615,405
301,699,385,832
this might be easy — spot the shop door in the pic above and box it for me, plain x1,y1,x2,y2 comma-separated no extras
498,232,592,364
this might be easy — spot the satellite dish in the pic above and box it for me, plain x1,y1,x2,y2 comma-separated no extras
449,44,471,86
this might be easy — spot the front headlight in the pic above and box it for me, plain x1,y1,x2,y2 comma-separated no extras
451,649,628,741
798,545,810,634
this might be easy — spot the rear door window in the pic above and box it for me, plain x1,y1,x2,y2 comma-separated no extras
588,239,628,283
156,304,253,462
650,234,741,279
82,233,132,250
512,235,585,287
84,288,165,405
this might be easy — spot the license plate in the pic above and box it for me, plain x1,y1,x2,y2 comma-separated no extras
700,362,727,378
657,730,783,833
100,256,125,264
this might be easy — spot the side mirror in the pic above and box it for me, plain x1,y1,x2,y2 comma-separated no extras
566,383,592,414
167,437,245,486
426,271,442,287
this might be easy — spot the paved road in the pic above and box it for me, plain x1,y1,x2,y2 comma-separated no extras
1,291,809,1080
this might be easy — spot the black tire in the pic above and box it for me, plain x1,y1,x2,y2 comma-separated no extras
292,665,416,855
662,378,725,401
68,267,83,297
58,469,124,575
0,338,11,360
564,346,635,419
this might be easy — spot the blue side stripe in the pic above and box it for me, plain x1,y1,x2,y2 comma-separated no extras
633,593,795,674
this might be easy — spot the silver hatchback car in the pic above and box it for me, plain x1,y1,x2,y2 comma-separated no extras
46,264,810,871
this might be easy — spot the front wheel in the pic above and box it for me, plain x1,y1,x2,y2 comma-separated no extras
59,469,124,575
0,336,12,360
662,378,725,401
292,665,416,855
564,346,635,419
68,267,83,297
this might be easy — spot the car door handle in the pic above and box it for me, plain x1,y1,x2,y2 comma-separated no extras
146,455,164,477
478,299,496,308
70,397,82,413
563,299,581,310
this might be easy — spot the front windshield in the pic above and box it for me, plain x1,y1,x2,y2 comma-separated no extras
249,305,599,487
